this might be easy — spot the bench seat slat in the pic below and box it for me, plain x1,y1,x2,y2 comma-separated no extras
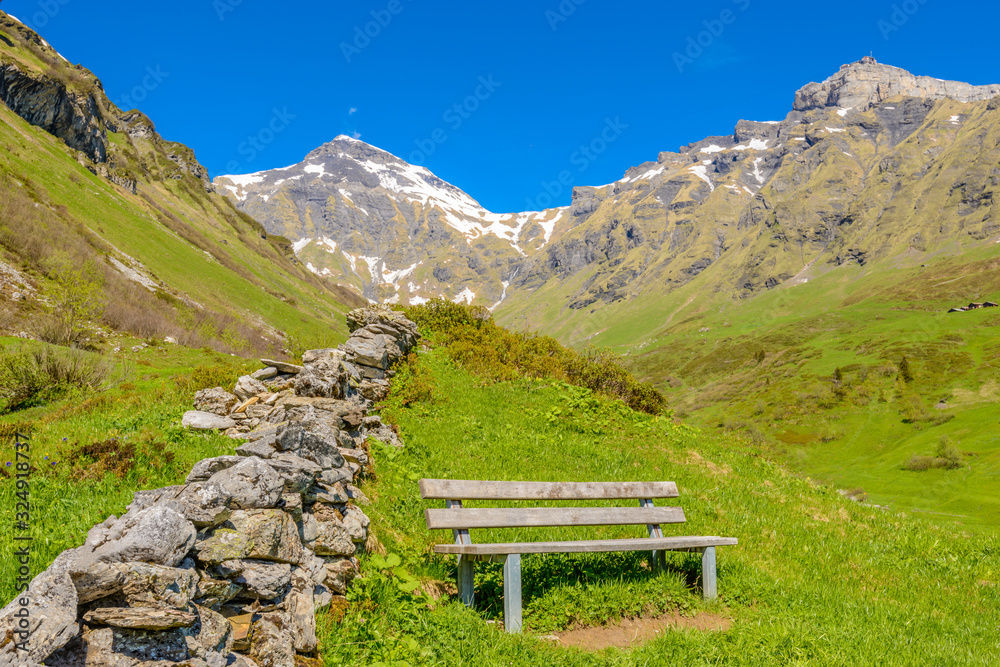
434,536,738,555
425,506,685,530
419,479,679,500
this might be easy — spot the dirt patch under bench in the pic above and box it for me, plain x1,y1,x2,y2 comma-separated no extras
550,612,732,651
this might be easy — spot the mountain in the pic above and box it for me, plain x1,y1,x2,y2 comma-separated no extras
215,137,563,306
0,12,364,354
217,57,1000,343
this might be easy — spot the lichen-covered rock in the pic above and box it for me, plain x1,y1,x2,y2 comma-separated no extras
287,569,317,652
83,607,197,630
247,617,294,667
120,563,199,609
292,357,350,399
194,529,252,565
341,507,370,544
193,388,239,416
0,554,80,665
313,517,356,557
225,510,304,565
323,558,359,595
182,604,233,662
194,571,241,609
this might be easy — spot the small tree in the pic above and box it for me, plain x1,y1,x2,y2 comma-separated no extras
38,256,105,347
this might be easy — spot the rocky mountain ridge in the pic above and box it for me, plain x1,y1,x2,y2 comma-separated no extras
218,58,1000,338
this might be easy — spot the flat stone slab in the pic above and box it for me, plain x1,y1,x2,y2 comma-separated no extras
83,607,196,630
183,411,236,430
261,359,304,374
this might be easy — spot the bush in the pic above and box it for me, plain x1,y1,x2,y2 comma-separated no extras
402,300,667,415
0,344,125,412
903,438,964,471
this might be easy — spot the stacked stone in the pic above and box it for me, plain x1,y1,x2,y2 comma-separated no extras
0,307,418,667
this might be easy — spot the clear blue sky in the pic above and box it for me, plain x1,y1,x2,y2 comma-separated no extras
5,0,999,212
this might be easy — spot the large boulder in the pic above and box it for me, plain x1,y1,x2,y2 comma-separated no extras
225,510,304,565
89,506,197,567
205,458,283,510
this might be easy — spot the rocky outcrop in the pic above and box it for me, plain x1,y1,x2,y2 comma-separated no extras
0,13,213,193
0,62,107,163
0,307,419,666
794,58,1000,111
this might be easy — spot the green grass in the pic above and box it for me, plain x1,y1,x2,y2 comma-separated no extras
0,337,258,603
318,349,1000,665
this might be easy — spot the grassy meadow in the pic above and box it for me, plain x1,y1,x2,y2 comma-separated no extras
319,348,1000,665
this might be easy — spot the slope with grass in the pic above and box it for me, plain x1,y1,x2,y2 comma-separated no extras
317,343,1000,665
0,11,364,356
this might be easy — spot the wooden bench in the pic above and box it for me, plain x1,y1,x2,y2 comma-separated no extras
420,479,738,633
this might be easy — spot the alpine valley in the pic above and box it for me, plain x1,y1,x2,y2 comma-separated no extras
218,57,1000,522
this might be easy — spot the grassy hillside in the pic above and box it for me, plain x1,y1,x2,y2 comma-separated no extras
319,345,999,665
0,12,364,355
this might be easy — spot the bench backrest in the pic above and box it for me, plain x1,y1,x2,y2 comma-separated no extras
420,479,685,532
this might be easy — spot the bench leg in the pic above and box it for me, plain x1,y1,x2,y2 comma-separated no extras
701,547,717,600
503,554,522,633
652,549,666,571
457,556,475,608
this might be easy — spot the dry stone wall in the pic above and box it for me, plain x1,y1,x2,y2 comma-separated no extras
0,307,419,667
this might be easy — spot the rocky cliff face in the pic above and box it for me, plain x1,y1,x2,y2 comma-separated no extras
0,12,212,193
794,58,1000,111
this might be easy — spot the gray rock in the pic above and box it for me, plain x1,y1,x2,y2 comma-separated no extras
340,336,389,370
323,558,359,595
319,467,354,486
275,424,345,470
0,555,80,665
185,456,243,484
183,411,237,431
265,453,322,493
83,607,197,630
228,561,292,600
313,518,356,557
206,458,283,510
251,367,278,381
298,514,318,548
234,376,268,402
90,506,197,567
301,348,344,365
235,439,277,459
342,506,370,544
193,387,239,416
247,616,294,667
287,569,317,652
119,563,198,609
260,358,304,374
194,529,253,565
225,510,304,565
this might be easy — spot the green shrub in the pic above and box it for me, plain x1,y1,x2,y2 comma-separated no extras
0,343,123,412
402,300,667,415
